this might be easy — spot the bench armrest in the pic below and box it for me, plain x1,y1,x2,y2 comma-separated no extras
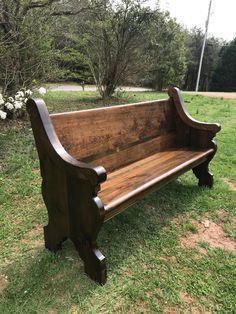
168,87,221,134
27,98,107,186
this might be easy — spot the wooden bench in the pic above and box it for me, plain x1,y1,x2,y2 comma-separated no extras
27,87,221,285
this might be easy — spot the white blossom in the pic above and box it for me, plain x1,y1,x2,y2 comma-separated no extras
38,87,47,96
14,101,23,109
8,97,14,102
0,94,4,106
16,91,24,97
0,88,31,119
25,89,33,96
15,96,24,101
0,110,7,120
5,102,14,110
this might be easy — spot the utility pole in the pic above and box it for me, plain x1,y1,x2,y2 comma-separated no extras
195,0,212,92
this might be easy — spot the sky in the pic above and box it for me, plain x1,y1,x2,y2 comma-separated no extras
147,0,236,41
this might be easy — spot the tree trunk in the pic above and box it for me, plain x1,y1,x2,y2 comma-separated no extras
101,83,116,99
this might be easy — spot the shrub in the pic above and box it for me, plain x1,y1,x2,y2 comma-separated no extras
0,89,33,120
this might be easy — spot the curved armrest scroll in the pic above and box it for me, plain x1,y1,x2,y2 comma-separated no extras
168,87,221,134
27,98,107,186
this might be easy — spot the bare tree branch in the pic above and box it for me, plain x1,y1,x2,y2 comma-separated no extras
50,7,89,16
27,0,60,10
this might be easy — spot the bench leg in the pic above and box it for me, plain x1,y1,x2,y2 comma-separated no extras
44,224,67,252
193,159,213,188
67,176,107,285
73,240,107,285
41,168,69,252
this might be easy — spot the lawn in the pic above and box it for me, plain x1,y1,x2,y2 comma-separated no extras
0,91,236,313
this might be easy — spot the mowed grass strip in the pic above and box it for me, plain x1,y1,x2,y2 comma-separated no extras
0,91,235,314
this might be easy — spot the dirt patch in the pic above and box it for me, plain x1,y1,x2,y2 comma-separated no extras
69,306,80,314
166,256,177,263
0,276,8,294
180,292,194,306
223,178,236,191
163,306,203,314
145,290,153,298
180,220,236,252
121,268,134,279
216,208,228,219
21,224,44,249
13,218,22,225
74,281,81,290
48,310,58,314
170,217,181,226
164,307,179,314
27,224,43,238
36,203,44,209
133,298,152,314
50,274,63,283
179,293,209,313
159,256,177,263
21,238,42,249
32,167,40,174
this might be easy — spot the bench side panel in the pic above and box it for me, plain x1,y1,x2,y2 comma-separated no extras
50,100,177,172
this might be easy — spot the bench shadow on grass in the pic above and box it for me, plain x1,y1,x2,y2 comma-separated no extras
2,178,205,310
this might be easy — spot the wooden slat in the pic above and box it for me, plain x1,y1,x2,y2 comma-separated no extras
50,99,177,171
88,132,177,172
99,147,214,220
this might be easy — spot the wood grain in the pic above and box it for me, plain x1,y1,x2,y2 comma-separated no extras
101,147,215,220
168,87,221,133
51,100,177,171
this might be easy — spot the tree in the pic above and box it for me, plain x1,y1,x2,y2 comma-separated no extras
145,10,186,91
183,28,223,91
77,0,152,98
0,0,89,94
210,38,236,91
53,18,94,83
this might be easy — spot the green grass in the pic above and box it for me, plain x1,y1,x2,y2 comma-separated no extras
0,91,236,313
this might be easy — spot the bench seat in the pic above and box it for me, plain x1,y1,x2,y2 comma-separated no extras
100,147,214,220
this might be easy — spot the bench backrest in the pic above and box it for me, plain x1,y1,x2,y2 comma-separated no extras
50,99,177,172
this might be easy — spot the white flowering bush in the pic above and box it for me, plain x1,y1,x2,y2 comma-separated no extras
0,89,33,120
38,87,47,96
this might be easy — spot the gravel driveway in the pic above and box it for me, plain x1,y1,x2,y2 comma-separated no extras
184,91,236,99
49,84,152,92
49,84,236,99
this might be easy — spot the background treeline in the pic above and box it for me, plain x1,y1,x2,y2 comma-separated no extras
0,0,235,98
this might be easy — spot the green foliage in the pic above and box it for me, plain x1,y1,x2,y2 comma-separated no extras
0,1,58,95
77,0,153,98
145,11,187,90
78,1,189,95
54,21,94,83
0,0,230,98
70,0,188,96
184,28,224,91
211,38,236,92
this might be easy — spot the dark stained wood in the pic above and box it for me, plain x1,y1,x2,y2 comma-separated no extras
27,87,221,285
168,87,221,133
90,132,177,172
100,148,214,220
27,98,107,284
168,87,220,186
50,100,177,172
42,156,69,252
